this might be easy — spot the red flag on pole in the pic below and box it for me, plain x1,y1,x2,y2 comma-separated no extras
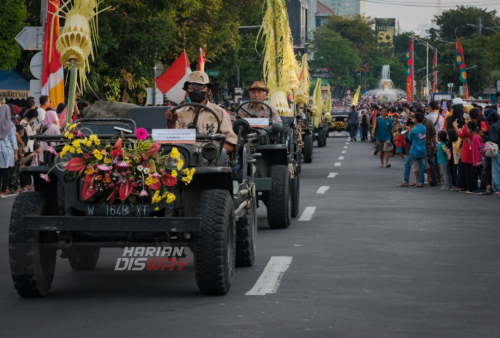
198,47,206,72
42,0,64,106
405,36,414,102
455,37,469,99
155,51,191,104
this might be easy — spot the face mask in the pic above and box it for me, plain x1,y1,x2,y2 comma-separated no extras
188,90,207,103
463,113,470,119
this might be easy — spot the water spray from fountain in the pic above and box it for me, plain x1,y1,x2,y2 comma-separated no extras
363,65,407,101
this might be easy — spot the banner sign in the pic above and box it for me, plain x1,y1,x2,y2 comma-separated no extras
375,18,396,45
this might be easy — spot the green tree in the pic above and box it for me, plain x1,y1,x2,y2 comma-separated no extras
429,6,499,41
310,27,361,96
0,0,28,70
436,35,493,97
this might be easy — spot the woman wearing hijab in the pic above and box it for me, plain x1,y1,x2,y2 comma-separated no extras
40,110,61,154
0,105,18,198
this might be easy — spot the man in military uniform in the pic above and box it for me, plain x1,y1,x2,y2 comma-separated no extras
165,71,237,152
238,81,281,122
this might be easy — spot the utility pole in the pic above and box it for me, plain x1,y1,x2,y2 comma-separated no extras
426,41,429,100
477,16,483,35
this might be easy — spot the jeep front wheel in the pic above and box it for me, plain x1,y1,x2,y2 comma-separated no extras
9,191,57,297
236,185,257,267
194,189,236,295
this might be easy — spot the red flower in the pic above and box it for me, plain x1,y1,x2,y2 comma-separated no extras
149,180,161,190
161,173,177,187
83,153,91,159
146,143,161,156
135,128,148,140
119,180,134,201
82,180,98,200
115,138,123,150
67,157,87,174
110,149,123,158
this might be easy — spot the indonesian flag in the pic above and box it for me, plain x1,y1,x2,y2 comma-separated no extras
155,51,191,105
42,0,64,106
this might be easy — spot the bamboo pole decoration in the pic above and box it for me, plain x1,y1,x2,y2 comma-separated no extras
51,0,110,120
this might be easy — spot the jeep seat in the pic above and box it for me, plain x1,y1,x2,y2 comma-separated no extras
127,107,169,132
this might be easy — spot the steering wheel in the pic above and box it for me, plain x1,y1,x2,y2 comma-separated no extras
236,100,276,123
170,102,221,134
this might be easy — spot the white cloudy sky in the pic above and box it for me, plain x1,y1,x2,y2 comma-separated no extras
363,0,500,33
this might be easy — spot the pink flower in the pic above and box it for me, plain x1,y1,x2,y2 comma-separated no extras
116,162,130,168
40,174,50,182
139,190,148,197
146,143,161,156
97,165,112,171
135,128,148,140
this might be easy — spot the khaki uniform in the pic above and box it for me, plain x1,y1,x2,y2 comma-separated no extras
175,101,237,145
238,103,281,122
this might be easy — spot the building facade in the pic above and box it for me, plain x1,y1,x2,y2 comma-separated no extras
326,0,365,16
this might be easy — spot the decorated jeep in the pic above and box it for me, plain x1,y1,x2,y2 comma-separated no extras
9,103,257,297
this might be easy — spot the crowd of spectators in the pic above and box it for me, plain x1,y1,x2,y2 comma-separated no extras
349,98,500,195
0,91,103,197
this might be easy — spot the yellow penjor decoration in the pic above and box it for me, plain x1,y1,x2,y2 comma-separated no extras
324,84,332,125
311,78,323,128
351,85,361,107
51,0,109,125
257,0,299,117
294,53,310,105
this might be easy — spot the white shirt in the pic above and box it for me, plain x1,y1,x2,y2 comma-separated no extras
427,111,444,131
35,107,46,130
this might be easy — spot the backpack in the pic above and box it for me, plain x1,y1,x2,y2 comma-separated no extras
483,141,499,158
362,115,367,125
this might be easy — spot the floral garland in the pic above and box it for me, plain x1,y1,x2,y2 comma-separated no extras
42,126,195,210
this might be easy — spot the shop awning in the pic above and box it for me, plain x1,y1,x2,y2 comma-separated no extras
0,70,30,100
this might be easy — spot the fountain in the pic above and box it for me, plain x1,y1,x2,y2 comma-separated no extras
363,65,407,101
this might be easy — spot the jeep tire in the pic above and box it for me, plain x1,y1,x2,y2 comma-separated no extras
9,191,57,297
267,165,292,229
291,173,300,218
303,134,313,163
195,189,236,295
236,185,257,267
317,129,324,147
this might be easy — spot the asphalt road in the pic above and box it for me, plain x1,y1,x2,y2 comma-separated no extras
1,132,499,337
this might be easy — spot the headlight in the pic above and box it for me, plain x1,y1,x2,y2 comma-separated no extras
165,152,186,168
201,143,218,161
52,151,73,171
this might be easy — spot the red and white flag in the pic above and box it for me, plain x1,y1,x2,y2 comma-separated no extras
155,51,191,104
198,47,206,72
42,0,64,106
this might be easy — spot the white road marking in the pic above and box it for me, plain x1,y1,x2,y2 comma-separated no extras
338,156,344,160
342,151,346,153
246,256,293,296
346,142,349,144
298,207,316,221
334,162,342,166
317,186,330,194
293,244,302,247
344,146,348,149
327,173,338,178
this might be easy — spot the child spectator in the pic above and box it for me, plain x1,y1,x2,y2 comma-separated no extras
395,127,404,158
437,131,452,190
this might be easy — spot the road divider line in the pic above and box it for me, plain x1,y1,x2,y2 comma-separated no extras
317,186,330,194
344,146,348,149
334,162,342,166
338,156,344,160
327,173,338,178
246,256,293,296
342,151,346,153
298,207,316,221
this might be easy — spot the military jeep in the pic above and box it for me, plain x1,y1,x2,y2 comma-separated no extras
236,101,301,228
9,102,257,297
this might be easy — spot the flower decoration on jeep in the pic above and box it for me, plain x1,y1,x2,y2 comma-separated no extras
45,124,195,210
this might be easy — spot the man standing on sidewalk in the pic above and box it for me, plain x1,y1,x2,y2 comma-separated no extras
373,107,394,168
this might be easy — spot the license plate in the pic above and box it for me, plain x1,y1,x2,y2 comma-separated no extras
86,204,150,217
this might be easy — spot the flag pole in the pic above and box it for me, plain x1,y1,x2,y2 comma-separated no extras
411,35,414,102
